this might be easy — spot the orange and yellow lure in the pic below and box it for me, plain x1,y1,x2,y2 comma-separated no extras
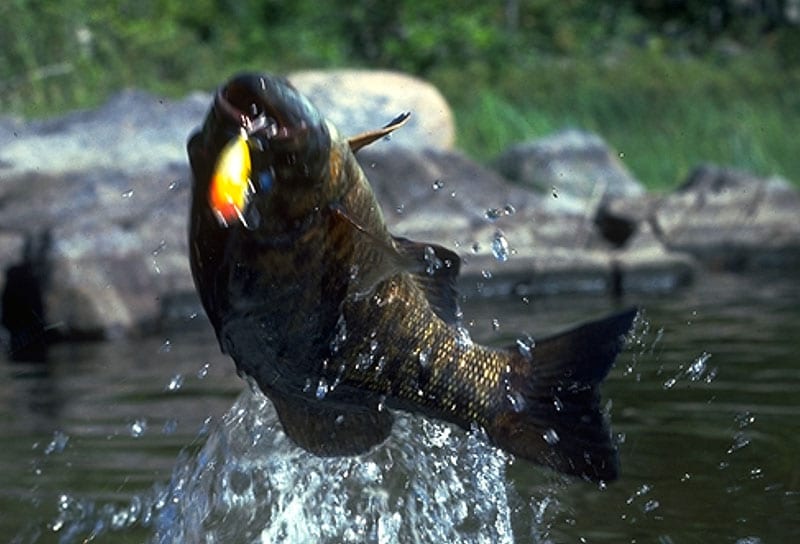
209,130,252,226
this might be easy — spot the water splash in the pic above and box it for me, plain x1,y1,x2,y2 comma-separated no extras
154,387,513,543
50,386,515,543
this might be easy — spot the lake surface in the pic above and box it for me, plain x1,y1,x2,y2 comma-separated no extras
2,270,798,542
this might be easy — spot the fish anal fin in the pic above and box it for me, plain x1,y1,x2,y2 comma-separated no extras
348,112,411,153
270,392,394,456
489,308,638,482
393,236,462,325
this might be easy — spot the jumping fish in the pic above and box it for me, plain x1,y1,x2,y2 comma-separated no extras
188,73,636,482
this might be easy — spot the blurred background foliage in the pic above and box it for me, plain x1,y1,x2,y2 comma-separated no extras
1,0,798,189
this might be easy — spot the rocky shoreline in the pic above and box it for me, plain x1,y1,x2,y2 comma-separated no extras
1,70,798,347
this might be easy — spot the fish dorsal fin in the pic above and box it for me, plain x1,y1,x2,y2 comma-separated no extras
347,112,411,153
393,236,462,326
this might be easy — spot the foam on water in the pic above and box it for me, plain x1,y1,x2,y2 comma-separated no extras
52,382,515,543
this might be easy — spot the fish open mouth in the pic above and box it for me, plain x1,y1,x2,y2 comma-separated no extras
214,75,311,142
206,73,331,228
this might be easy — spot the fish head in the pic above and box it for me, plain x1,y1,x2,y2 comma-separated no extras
189,73,335,230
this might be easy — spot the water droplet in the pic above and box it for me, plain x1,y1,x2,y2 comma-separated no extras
484,208,503,222
121,189,134,199
315,379,329,400
491,318,500,331
626,483,651,504
662,377,677,389
377,395,387,412
553,396,564,412
159,338,172,353
423,245,443,275
151,239,167,256
543,429,560,445
516,335,535,360
491,230,509,262
168,180,182,191
481,269,493,279
432,179,444,191
471,242,481,253
395,203,405,215
44,430,69,455
130,418,148,438
165,374,184,392
197,362,210,379
551,187,558,199
505,392,526,413
687,352,711,381
418,348,431,368
162,419,178,435
735,411,755,428
727,432,750,454
330,315,347,353
643,499,660,513
618,151,625,159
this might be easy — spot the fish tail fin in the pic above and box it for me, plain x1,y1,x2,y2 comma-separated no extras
488,308,638,482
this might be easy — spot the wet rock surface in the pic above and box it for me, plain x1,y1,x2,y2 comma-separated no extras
1,74,798,340
491,129,645,214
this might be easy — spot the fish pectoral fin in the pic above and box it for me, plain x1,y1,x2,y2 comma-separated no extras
329,204,411,298
270,392,394,456
347,112,411,153
393,237,463,326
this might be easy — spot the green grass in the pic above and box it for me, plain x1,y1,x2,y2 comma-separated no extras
2,12,797,193
436,50,800,191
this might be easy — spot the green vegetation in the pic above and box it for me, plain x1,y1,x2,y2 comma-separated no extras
2,1,798,190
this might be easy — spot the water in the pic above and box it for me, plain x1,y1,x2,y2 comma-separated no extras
1,271,798,542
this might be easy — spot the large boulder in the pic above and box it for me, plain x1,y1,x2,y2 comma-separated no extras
0,89,208,178
491,129,645,214
289,70,455,150
0,89,202,341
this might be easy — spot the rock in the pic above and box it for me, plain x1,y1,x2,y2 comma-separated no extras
360,147,694,298
0,89,209,178
357,146,537,245
603,163,800,271
8,74,794,341
288,70,455,150
0,164,193,340
491,129,645,214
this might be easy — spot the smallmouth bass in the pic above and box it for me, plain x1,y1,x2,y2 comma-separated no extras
188,73,636,482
